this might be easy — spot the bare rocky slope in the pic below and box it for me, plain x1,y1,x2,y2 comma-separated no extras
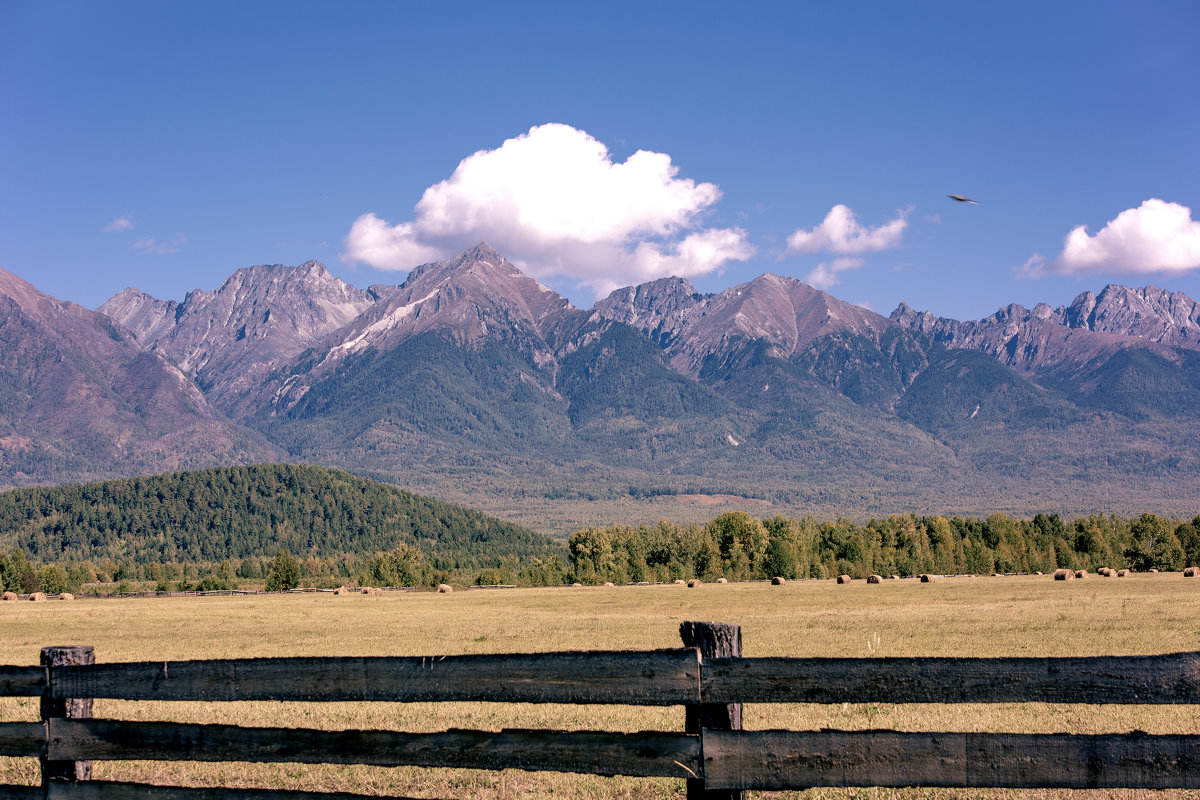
0,268,277,488
100,261,380,413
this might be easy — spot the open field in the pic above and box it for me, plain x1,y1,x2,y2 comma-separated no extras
5,573,1200,798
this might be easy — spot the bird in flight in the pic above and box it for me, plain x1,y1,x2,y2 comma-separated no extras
948,194,980,204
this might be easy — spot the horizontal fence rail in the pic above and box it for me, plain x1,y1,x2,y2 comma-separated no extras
701,651,1200,704
0,723,44,758
46,719,700,779
703,730,1200,790
4,627,1200,798
0,668,44,698
38,784,431,800
47,650,701,705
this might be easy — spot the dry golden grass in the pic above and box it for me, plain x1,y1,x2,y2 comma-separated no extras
4,573,1200,798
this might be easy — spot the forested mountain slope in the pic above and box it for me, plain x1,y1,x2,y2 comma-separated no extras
0,463,559,569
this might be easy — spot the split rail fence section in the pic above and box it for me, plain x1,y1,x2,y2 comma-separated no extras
3,621,1200,799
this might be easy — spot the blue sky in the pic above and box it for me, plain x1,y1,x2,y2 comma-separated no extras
2,0,1198,321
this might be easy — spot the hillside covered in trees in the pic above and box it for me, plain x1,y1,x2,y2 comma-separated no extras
0,464,561,591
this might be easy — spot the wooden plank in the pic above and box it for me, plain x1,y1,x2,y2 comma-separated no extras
48,719,701,779
50,650,700,705
0,722,44,758
0,785,41,800
701,652,1200,704
702,729,1200,790
45,779,432,799
0,667,44,697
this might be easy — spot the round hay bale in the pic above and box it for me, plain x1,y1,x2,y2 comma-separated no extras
58,593,75,600
1117,569,1129,577
1098,567,1113,577
919,573,937,583
603,581,615,587
437,584,453,593
1053,568,1074,581
687,579,702,588
771,576,785,585
28,592,47,601
333,587,350,595
866,574,882,584
1,591,17,601
673,579,686,585
571,582,583,587
890,575,900,580
716,577,728,584
836,574,851,584
1074,570,1087,579
1149,568,1159,574
1185,567,1198,577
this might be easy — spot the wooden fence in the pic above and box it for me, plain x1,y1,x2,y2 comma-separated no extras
3,621,1200,799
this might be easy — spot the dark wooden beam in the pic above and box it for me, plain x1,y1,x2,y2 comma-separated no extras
702,729,1200,790
49,650,700,705
47,719,701,779
701,651,1200,704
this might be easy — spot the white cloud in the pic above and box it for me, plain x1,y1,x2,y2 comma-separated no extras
103,216,134,233
131,234,186,254
343,123,754,297
786,204,909,255
1020,199,1200,278
806,257,864,290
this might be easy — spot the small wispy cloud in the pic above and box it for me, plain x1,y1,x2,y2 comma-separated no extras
132,234,187,255
1019,199,1200,278
103,215,134,233
786,204,910,255
806,257,864,290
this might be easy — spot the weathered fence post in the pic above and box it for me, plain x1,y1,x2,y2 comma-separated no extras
680,621,743,800
40,646,93,787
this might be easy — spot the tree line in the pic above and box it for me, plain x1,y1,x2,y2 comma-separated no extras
5,509,1199,596
566,511,1200,584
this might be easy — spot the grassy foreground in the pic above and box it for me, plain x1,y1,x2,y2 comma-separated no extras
4,573,1200,798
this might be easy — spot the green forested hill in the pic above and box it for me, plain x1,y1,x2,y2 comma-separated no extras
0,464,559,569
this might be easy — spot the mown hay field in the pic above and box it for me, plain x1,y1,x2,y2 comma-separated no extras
4,573,1200,799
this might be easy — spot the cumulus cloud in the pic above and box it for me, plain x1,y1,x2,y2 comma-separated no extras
343,123,754,297
1020,199,1200,278
786,204,909,255
806,257,864,290
103,216,134,232
131,234,186,254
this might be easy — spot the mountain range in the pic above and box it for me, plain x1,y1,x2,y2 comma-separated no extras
3,244,1198,533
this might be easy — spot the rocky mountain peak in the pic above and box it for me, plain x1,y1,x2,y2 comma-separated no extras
276,244,581,400
1070,284,1200,348
592,276,702,346
99,261,380,410
597,270,894,378
889,302,944,335
390,242,575,333
1064,290,1098,329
